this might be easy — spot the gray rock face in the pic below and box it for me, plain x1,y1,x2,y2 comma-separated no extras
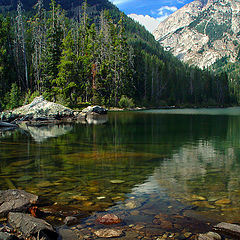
0,190,38,217
8,212,58,240
153,0,240,69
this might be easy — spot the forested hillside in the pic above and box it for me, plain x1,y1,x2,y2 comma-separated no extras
0,0,232,110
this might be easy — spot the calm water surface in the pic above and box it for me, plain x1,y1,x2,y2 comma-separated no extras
1,108,240,226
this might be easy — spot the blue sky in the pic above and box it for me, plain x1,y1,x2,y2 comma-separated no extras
109,0,192,32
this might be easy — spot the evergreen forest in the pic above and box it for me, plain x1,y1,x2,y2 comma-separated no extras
0,0,233,110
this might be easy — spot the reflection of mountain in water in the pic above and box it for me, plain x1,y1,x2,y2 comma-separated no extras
19,123,73,142
150,138,240,221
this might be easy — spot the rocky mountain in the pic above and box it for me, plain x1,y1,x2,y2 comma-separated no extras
153,0,240,69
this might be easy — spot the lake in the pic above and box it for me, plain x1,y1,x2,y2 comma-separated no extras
1,108,240,236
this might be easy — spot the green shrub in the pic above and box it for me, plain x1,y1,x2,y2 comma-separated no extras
4,83,21,110
23,90,41,105
118,95,135,109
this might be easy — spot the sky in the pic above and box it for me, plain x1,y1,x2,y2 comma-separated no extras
109,0,192,33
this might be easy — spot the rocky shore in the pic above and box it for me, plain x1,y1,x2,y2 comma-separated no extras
0,189,239,240
0,96,108,129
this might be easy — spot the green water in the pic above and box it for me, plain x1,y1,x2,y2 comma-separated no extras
1,108,240,225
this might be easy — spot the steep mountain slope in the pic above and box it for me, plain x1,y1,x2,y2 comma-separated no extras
0,0,115,16
153,0,240,69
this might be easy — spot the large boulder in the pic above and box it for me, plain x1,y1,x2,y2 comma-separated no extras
0,190,38,217
8,212,58,240
12,96,74,121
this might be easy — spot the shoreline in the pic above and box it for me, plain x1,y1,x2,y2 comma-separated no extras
108,104,238,112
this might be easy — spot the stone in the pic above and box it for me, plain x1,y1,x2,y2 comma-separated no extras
154,213,168,220
198,232,221,240
214,222,240,237
192,201,215,209
0,232,19,240
12,96,74,121
64,216,78,226
132,224,145,230
110,180,125,184
215,199,231,205
159,220,172,230
206,232,221,239
0,190,38,217
97,196,106,200
82,106,107,115
184,232,193,238
58,228,79,240
8,212,58,240
96,214,121,225
93,229,123,238
125,200,141,209
190,195,206,201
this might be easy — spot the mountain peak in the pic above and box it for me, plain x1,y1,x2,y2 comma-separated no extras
153,0,240,68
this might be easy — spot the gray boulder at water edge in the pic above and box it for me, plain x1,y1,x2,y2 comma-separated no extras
0,190,38,217
13,96,74,120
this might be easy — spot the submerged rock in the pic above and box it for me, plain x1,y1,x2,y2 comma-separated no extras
125,200,141,209
58,228,79,240
96,214,122,225
8,212,58,240
198,232,221,240
93,229,123,238
0,190,38,217
110,180,125,184
64,216,78,226
215,198,231,205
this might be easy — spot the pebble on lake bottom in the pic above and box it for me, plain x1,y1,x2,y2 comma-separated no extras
93,229,123,238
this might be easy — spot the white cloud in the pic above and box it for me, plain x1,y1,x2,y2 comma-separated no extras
128,14,160,33
109,0,132,5
158,6,178,16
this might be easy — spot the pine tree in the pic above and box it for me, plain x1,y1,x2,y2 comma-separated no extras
14,1,29,90
31,0,47,92
56,30,78,105
41,0,64,100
